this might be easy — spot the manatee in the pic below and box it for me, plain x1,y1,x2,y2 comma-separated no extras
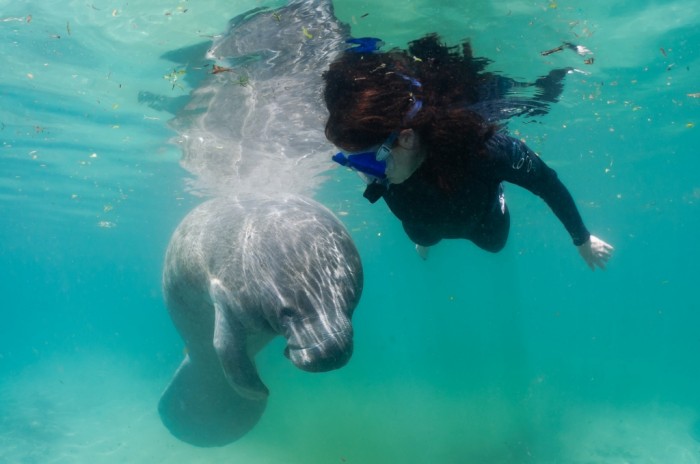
158,194,363,446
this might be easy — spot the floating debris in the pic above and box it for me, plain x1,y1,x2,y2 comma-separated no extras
97,221,116,229
541,42,592,56
541,44,565,56
687,93,700,98
211,64,234,74
302,26,313,39
567,42,593,56
237,75,250,87
541,42,593,65
164,68,186,90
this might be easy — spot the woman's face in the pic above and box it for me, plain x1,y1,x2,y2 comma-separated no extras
385,130,426,184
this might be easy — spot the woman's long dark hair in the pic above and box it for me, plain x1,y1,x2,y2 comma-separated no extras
323,34,498,192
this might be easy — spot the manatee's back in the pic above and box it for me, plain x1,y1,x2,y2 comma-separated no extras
163,201,224,350
165,197,276,346
160,198,266,447
230,195,363,323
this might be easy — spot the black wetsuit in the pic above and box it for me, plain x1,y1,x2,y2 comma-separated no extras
368,132,590,252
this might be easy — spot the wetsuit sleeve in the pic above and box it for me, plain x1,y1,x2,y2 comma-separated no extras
485,133,590,246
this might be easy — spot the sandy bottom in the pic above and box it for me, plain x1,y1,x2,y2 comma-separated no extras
1,351,699,464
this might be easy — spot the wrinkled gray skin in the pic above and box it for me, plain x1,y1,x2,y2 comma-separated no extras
170,0,350,197
156,0,361,448
159,194,363,447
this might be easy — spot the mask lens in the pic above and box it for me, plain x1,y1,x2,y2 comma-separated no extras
375,132,397,161
375,145,391,161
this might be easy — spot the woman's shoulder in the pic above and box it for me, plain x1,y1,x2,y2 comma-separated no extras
483,131,513,151
479,131,535,170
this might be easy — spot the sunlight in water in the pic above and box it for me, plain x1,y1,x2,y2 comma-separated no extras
1,0,699,463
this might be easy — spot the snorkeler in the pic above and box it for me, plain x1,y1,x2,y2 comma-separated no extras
324,34,613,270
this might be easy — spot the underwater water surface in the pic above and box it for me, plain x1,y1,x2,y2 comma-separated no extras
1,0,699,463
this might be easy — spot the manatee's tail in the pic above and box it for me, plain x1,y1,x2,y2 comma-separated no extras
158,355,267,447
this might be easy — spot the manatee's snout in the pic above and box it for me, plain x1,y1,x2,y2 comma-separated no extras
280,304,355,372
284,333,353,372
281,310,354,372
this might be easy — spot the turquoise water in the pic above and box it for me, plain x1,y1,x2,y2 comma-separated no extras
1,0,699,462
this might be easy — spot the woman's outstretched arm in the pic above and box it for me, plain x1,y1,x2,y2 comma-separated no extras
577,235,614,270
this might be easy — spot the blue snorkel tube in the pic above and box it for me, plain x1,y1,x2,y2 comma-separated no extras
332,151,387,179
332,150,389,203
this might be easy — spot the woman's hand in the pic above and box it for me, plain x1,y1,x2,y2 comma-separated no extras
577,235,614,271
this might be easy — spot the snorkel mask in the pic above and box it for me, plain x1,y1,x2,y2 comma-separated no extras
331,132,397,181
331,91,423,183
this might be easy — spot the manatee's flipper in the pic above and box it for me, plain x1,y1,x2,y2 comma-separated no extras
211,279,270,401
158,354,266,447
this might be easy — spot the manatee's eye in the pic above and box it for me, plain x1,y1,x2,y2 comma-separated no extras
280,306,296,321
